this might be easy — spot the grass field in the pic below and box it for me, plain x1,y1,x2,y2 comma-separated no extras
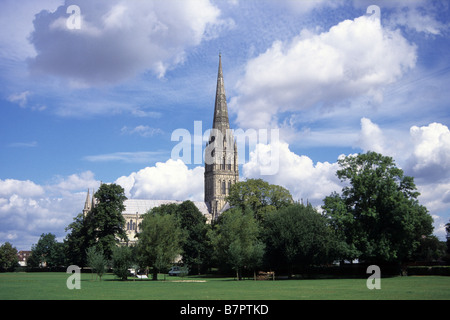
0,273,449,300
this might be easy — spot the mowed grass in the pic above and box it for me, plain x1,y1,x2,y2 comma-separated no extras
0,272,449,300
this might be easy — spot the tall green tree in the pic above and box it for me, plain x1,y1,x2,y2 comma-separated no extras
209,208,265,280
263,204,338,274
322,152,433,264
64,213,90,266
0,242,18,271
29,233,65,268
136,211,185,280
445,221,450,262
176,201,211,274
86,183,128,260
227,179,293,221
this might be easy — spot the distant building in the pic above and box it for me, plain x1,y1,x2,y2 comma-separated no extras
17,250,31,267
82,55,238,244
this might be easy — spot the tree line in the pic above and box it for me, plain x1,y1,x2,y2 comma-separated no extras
1,152,449,277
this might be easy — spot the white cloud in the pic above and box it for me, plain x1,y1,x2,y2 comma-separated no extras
0,175,99,250
116,159,204,201
242,141,343,206
230,13,417,128
121,125,163,138
28,0,227,86
0,179,44,198
83,151,166,164
358,117,386,154
407,123,450,183
357,117,411,159
7,91,31,107
52,171,99,192
356,119,450,184
389,8,447,35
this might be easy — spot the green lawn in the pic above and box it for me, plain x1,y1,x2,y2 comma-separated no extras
0,272,449,300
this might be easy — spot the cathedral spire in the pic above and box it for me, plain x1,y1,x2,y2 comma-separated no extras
212,54,230,135
205,54,239,220
83,189,91,217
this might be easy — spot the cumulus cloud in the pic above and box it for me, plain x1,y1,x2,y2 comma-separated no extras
116,159,204,201
358,118,386,154
229,13,417,128
0,172,103,250
357,117,411,159
0,179,44,198
51,171,100,192
242,141,343,207
407,123,450,183
28,0,226,86
356,119,450,184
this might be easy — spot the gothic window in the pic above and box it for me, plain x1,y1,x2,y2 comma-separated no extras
228,180,232,193
221,180,226,194
127,222,130,230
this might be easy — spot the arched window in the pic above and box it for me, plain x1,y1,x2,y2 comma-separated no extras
127,222,130,230
221,180,226,194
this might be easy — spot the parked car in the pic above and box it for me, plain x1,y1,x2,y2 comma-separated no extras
168,266,182,276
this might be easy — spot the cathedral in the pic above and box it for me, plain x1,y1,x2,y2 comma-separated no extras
82,55,238,243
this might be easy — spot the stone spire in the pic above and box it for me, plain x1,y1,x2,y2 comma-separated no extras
212,54,230,135
83,189,91,217
205,54,239,219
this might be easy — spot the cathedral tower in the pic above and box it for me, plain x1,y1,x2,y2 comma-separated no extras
204,55,239,219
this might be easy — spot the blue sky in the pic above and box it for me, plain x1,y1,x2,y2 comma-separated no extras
1,0,449,250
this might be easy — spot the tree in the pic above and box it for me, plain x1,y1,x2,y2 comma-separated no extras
0,242,18,272
445,221,450,263
209,208,265,280
85,183,128,261
112,245,134,281
446,221,450,254
176,201,211,274
136,211,185,280
29,233,65,268
86,246,108,280
64,213,90,267
322,152,434,264
263,204,338,275
227,179,293,221
413,235,447,262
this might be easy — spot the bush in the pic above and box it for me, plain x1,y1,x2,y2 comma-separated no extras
86,247,108,280
407,266,450,276
112,246,133,281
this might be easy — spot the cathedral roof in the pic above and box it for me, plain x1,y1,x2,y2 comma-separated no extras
122,199,211,217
